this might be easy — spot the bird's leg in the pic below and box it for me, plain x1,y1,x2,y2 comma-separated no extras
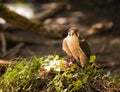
75,60,82,68
71,56,82,68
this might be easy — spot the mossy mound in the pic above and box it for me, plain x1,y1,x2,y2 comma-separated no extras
0,55,120,92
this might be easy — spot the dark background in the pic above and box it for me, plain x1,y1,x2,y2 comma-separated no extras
0,0,120,75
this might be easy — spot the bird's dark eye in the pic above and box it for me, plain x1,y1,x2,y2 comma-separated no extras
74,29,78,32
75,32,77,36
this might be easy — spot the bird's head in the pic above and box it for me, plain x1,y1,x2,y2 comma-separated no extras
68,27,80,37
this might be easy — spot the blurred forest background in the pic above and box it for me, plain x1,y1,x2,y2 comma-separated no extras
0,0,120,75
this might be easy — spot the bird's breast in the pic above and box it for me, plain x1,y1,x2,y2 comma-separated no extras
66,36,79,51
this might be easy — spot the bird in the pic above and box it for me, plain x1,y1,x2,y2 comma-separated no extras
62,27,91,67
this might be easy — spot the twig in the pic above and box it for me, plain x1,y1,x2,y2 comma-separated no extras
0,43,24,58
0,32,7,53
32,2,66,21
0,59,12,64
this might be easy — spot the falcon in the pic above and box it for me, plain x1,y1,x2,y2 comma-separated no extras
62,27,91,67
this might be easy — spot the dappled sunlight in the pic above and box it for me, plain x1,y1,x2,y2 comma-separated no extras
0,0,120,91
6,4,34,18
0,18,6,24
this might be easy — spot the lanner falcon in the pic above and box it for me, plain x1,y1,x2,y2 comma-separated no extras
62,27,91,67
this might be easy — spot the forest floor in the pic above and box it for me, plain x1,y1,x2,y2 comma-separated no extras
0,2,120,75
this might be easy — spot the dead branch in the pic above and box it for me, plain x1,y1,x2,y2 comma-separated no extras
32,2,66,21
0,32,7,53
0,3,67,39
0,59,13,65
83,21,114,37
0,30,62,45
4,30,44,44
0,43,24,58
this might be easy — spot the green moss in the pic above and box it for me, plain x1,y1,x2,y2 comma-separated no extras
0,55,120,92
